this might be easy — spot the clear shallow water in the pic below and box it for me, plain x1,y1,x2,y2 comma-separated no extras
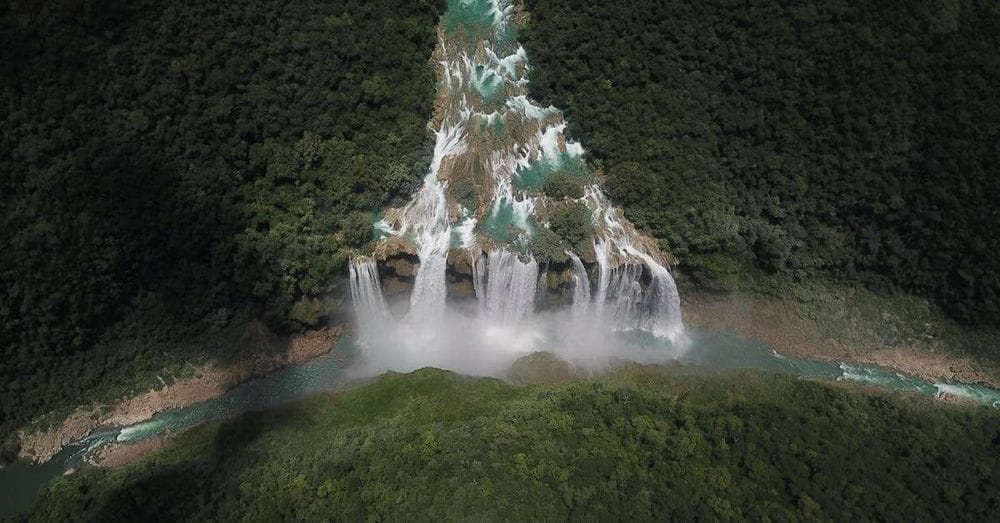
1,331,998,518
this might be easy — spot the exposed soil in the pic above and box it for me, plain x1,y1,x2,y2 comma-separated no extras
18,325,343,464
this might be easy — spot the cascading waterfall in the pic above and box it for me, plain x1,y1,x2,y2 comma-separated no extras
347,0,687,374
348,259,390,345
481,250,538,325
400,124,468,321
569,253,591,318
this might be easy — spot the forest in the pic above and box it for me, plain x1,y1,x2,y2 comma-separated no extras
521,0,1000,325
4,0,1000,469
0,0,443,444
21,367,1000,520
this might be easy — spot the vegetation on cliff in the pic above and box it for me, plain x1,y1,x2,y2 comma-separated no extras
521,0,1000,328
22,367,1000,520
0,0,443,443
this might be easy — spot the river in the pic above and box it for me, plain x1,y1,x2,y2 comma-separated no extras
2,331,998,518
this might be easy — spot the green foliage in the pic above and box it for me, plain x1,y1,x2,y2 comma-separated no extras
1,434,19,465
288,298,328,328
522,0,1000,328
341,212,374,249
24,368,1000,520
528,226,569,265
0,0,443,442
686,253,742,292
541,171,584,200
448,173,478,211
548,202,593,253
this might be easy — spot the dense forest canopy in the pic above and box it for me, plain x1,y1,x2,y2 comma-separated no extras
0,0,444,442
22,368,1000,520
3,0,1000,460
521,0,1000,326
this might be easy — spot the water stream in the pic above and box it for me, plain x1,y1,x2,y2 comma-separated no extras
2,331,998,518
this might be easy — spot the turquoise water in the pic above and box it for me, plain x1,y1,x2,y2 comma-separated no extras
1,330,998,518
513,153,589,191
0,345,353,519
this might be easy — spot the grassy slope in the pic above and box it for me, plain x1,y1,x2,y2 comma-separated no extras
23,367,1000,521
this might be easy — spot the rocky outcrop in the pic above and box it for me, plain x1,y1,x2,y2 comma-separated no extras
86,437,167,468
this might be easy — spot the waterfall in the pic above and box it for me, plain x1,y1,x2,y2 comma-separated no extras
400,124,467,321
472,253,488,313
634,252,684,340
345,0,687,375
482,250,538,325
569,252,591,318
349,259,390,344
607,263,644,328
590,201,685,341
593,239,612,321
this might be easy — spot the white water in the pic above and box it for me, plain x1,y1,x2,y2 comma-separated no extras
481,250,539,325
348,259,390,345
347,0,687,376
569,252,591,318
400,124,468,321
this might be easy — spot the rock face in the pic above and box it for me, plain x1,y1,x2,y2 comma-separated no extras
386,257,418,278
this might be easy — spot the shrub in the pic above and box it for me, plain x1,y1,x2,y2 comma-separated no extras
342,212,374,248
541,171,583,199
549,202,593,252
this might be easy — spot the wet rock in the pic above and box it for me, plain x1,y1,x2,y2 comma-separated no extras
545,268,574,289
447,280,476,299
383,277,413,296
386,257,418,278
374,236,417,259
447,250,476,276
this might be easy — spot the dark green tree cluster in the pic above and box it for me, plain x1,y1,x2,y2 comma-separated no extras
0,0,443,442
549,202,594,253
542,170,584,200
530,201,594,264
521,0,1000,326
23,368,1000,520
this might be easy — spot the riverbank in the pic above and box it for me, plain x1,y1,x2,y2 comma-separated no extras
683,285,1000,390
23,368,1000,521
17,325,344,464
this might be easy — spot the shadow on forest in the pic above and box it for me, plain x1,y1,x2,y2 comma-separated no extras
91,406,304,522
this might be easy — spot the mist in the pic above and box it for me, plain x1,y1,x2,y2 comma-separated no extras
349,293,691,379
